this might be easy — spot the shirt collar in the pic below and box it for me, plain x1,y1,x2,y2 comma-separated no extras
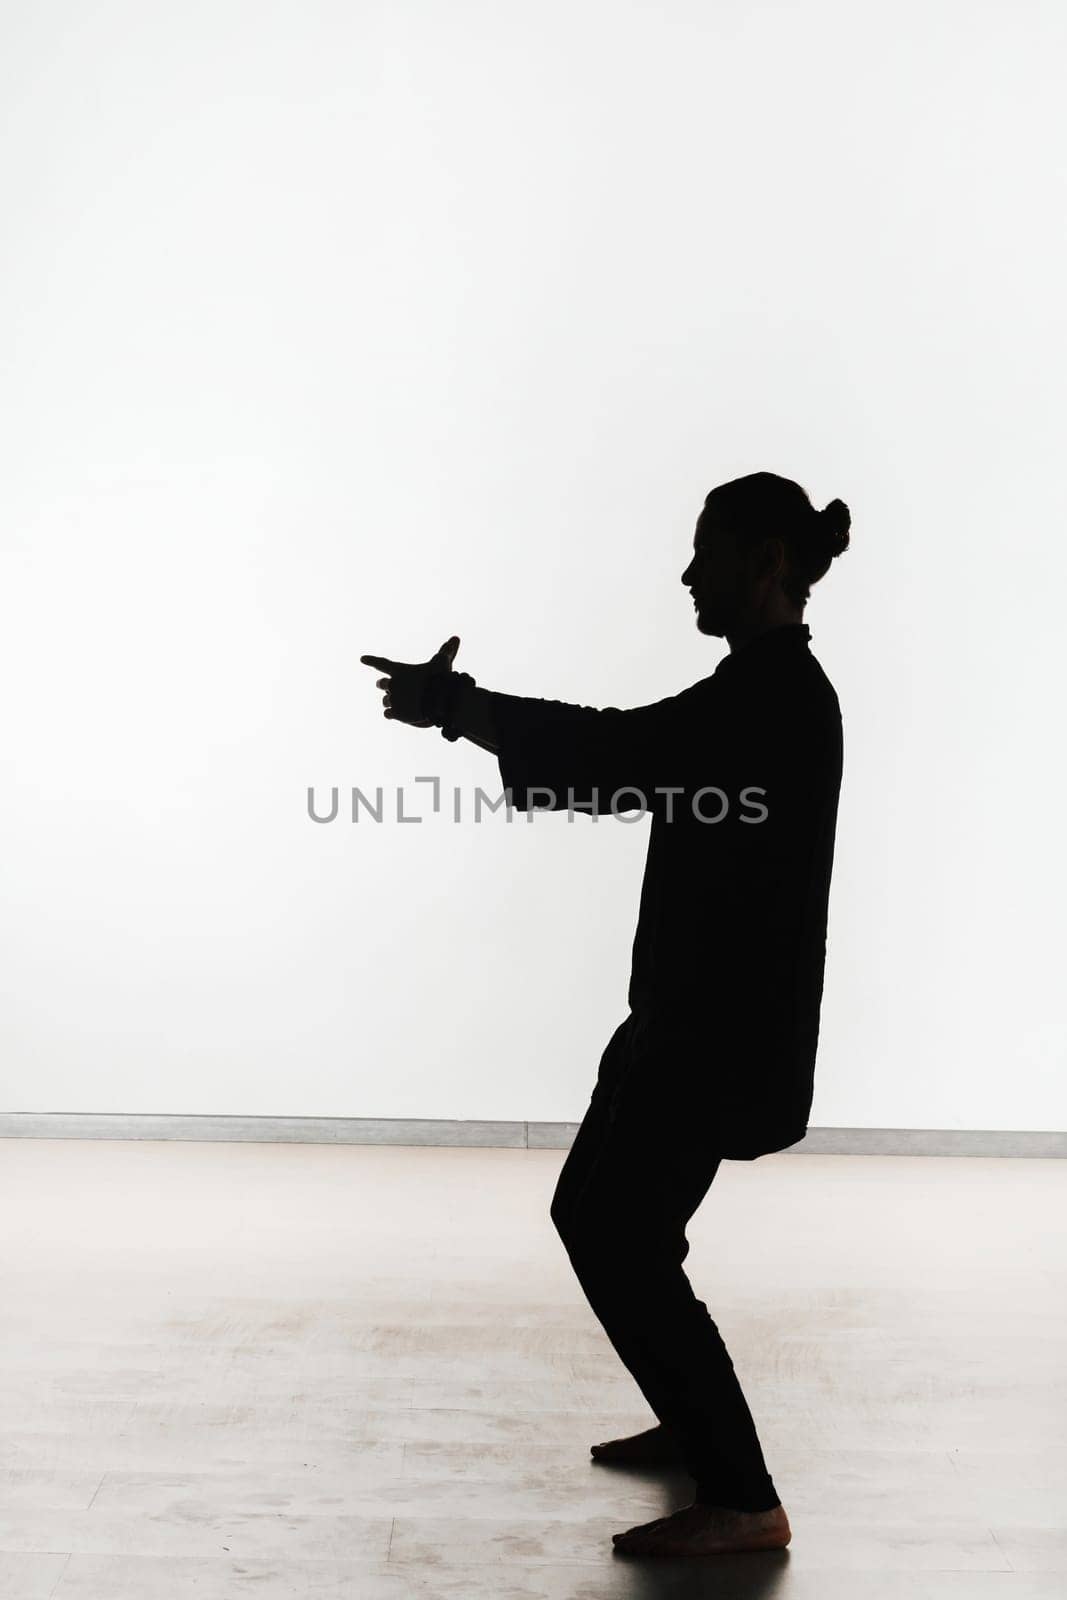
714,622,811,673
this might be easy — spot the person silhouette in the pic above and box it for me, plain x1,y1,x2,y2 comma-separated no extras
361,470,849,1557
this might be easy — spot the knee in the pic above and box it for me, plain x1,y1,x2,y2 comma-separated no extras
551,1198,628,1271
563,1207,687,1286
549,1186,594,1259
549,1186,575,1247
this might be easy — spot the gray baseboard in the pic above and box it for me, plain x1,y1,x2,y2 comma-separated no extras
0,1113,1063,1157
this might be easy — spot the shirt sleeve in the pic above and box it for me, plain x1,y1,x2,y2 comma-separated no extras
487,681,709,816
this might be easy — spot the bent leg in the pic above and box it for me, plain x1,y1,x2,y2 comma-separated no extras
551,1022,686,1425
554,1038,779,1512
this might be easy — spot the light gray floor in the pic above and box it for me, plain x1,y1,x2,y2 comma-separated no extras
1,1139,1064,1598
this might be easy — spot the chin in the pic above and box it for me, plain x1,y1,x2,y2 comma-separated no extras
695,609,727,639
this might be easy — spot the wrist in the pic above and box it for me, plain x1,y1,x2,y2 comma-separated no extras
425,670,477,739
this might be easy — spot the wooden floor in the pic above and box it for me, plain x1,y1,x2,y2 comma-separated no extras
1,1138,1064,1598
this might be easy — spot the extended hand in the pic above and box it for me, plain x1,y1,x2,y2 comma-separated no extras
360,636,461,727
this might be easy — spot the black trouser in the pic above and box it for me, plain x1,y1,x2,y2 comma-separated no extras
550,1014,780,1513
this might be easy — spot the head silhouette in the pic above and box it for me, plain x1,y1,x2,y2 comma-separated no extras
681,472,851,643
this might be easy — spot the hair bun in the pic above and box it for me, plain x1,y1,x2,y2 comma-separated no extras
820,498,851,556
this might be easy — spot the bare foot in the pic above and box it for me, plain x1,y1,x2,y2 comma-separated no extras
613,1501,791,1557
590,1422,684,1466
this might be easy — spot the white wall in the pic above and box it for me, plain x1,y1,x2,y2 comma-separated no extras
2,0,1065,1130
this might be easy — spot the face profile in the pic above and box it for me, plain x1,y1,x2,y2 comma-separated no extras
681,512,759,640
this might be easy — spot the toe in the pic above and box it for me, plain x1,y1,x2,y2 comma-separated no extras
614,1530,664,1557
612,1514,669,1545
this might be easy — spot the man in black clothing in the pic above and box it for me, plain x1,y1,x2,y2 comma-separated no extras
361,470,849,1557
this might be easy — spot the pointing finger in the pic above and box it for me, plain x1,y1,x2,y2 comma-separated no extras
360,654,394,671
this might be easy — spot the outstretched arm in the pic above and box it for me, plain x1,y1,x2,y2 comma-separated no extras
359,636,705,814
484,685,700,814
436,663,702,814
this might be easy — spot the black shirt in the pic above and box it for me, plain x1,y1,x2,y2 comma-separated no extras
487,623,844,1158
